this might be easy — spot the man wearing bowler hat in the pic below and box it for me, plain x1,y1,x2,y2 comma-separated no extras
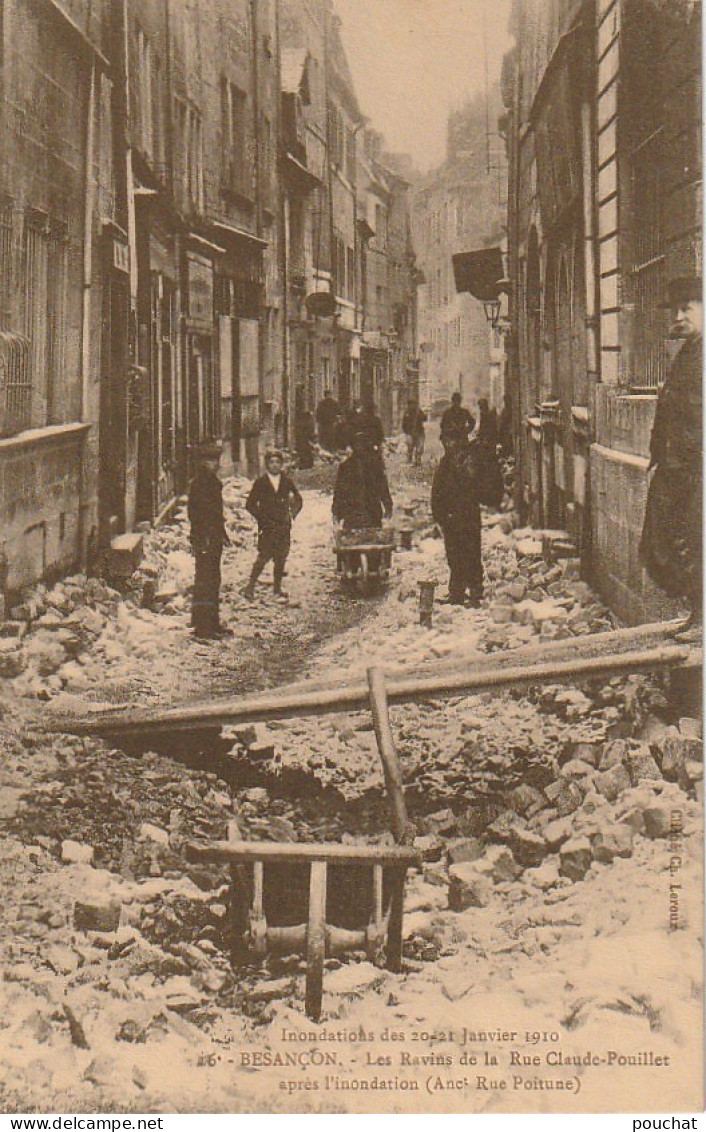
188,441,229,639
640,275,702,642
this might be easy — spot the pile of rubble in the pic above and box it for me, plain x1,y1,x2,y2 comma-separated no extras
429,715,701,916
0,575,124,695
481,525,615,649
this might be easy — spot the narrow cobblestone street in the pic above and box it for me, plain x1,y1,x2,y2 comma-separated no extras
0,0,702,1119
0,443,701,1114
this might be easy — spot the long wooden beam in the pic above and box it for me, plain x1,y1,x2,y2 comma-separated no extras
187,840,420,865
46,619,698,739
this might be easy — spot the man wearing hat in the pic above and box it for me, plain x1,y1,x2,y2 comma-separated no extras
640,275,702,642
188,441,229,639
242,450,303,601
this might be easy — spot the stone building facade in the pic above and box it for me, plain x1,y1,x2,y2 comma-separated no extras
358,130,419,431
0,0,419,600
0,0,114,595
411,94,507,416
504,0,701,623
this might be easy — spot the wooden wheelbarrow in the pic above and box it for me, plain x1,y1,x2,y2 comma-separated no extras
335,529,395,592
187,668,419,1021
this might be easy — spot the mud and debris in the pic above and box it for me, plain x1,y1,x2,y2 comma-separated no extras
0,449,701,1113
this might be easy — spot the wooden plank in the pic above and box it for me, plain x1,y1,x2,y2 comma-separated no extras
187,839,420,865
46,621,697,739
367,666,415,845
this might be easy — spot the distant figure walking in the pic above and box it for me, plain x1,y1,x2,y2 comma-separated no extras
432,437,483,607
498,393,513,458
335,400,361,450
477,397,499,452
640,275,702,642
316,389,340,452
295,407,316,469
402,400,427,465
243,450,303,601
188,442,228,639
440,391,475,445
356,399,385,456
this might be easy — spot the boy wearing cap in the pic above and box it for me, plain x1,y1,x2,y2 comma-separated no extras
640,275,702,642
188,442,228,639
243,451,303,601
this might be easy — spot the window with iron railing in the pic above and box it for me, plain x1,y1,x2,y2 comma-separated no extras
0,334,31,438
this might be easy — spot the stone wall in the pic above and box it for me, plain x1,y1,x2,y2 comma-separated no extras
590,430,682,626
0,425,92,598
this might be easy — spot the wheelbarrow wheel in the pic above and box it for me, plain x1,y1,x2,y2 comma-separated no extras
305,860,327,1021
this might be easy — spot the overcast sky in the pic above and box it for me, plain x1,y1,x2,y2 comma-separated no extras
333,0,513,172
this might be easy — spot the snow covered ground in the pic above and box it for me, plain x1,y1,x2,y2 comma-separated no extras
0,453,701,1114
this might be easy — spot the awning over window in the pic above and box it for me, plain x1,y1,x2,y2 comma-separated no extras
452,247,504,300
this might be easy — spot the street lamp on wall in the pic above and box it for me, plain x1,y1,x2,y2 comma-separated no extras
483,297,502,326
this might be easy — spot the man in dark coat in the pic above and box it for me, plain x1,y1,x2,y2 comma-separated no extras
640,276,702,641
316,389,340,452
332,432,393,531
188,442,228,639
440,391,475,445
432,438,483,606
333,433,393,579
242,450,303,601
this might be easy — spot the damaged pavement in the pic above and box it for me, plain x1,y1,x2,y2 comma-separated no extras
0,452,701,1113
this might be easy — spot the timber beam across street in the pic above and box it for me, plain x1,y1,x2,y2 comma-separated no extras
46,620,700,740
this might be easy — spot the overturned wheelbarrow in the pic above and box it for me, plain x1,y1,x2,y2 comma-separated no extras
186,668,419,1021
188,838,418,1021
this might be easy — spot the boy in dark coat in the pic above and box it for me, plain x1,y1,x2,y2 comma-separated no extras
188,442,228,639
242,450,303,600
432,439,483,606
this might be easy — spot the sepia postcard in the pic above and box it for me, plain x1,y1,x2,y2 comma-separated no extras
0,0,702,1119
